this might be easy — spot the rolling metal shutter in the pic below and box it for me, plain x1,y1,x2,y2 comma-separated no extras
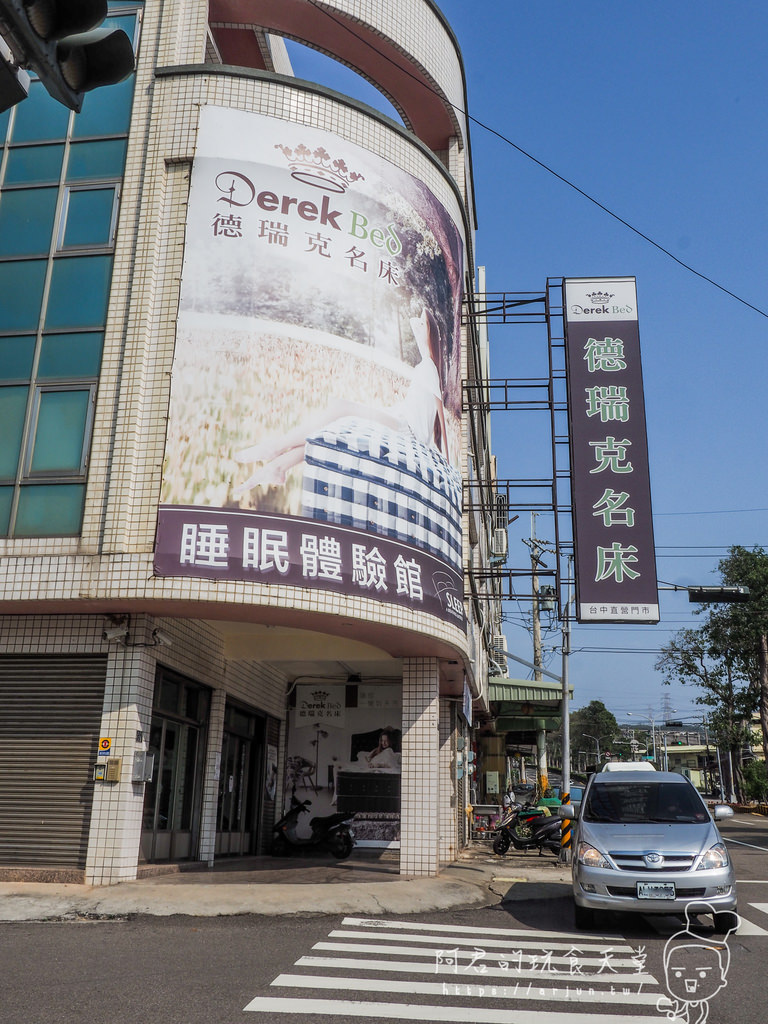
0,655,106,869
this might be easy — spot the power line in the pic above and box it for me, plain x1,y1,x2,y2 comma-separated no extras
305,0,768,320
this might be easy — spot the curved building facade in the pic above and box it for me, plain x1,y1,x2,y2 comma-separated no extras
0,1,502,883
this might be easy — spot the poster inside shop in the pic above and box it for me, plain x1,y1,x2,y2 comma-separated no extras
285,682,402,847
563,277,659,623
155,107,466,629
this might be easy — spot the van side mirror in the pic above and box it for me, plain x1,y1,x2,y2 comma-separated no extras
712,804,734,820
558,804,576,820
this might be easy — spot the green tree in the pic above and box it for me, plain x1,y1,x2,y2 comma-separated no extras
570,700,620,767
655,545,768,800
716,545,768,764
742,760,768,802
656,624,754,800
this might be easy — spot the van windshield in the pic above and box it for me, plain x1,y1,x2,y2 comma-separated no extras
583,782,709,824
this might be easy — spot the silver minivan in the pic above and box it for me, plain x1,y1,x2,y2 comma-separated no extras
559,770,737,932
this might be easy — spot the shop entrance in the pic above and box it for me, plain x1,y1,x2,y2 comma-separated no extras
216,702,265,856
141,670,210,862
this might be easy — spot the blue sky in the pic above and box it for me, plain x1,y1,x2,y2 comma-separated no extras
286,1,768,726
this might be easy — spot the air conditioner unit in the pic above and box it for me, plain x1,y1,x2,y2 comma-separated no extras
491,633,506,657
490,528,508,559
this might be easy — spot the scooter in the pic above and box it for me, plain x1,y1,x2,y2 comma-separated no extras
491,801,546,855
493,804,562,856
271,794,356,859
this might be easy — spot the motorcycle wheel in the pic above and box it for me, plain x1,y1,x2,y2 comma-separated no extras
270,833,291,857
493,832,511,856
328,831,353,860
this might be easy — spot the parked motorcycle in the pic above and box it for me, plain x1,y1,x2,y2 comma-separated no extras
491,801,545,853
493,803,562,856
271,795,356,859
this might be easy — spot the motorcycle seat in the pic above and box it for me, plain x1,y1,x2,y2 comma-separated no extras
309,811,351,829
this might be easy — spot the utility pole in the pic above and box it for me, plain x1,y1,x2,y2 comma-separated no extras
530,513,543,682
525,513,554,683
559,558,573,864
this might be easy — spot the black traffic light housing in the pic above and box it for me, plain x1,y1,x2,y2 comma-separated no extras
0,0,134,111
687,586,750,604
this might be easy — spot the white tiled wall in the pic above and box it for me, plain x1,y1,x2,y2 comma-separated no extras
400,657,440,876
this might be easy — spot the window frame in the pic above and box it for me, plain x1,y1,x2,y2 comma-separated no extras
22,382,97,479
55,182,121,253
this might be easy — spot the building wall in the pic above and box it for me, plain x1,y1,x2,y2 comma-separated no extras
0,0,500,882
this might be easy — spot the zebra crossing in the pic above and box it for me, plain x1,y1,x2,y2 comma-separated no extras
242,915,684,1021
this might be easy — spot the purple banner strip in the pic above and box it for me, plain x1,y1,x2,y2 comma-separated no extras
154,505,466,630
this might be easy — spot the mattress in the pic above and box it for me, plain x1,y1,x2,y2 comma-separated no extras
301,416,462,570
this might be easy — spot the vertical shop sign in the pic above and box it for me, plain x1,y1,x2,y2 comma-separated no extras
564,278,659,623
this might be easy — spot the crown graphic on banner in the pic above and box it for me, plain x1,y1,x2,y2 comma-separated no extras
586,291,615,304
274,143,365,193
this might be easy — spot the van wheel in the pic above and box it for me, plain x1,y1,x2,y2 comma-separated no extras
574,904,595,929
712,910,738,934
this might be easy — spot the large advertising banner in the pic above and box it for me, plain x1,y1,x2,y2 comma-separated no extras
564,278,659,623
285,681,402,847
155,108,466,628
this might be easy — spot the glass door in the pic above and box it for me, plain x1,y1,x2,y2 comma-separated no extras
141,671,209,862
215,704,265,856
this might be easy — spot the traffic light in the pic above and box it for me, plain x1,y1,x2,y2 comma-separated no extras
0,0,135,112
688,586,750,603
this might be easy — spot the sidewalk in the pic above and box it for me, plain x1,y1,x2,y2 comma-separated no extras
0,844,572,922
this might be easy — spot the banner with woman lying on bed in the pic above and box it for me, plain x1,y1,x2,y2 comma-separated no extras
155,107,466,628
286,681,403,848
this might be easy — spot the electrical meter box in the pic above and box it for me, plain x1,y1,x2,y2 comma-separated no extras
132,750,155,783
94,758,121,782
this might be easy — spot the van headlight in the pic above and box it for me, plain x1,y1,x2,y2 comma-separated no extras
697,843,729,870
577,842,611,869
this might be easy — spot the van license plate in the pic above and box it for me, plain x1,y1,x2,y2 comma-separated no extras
637,882,675,900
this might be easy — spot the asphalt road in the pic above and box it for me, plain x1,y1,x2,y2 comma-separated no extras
1,813,766,1024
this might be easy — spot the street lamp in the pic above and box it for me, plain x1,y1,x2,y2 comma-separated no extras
583,733,602,765
627,710,677,769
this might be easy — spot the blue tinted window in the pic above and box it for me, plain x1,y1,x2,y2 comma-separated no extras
30,389,91,473
11,81,70,142
0,188,59,256
4,144,65,185
45,255,113,328
0,487,12,534
0,107,10,142
0,336,36,379
73,76,134,138
0,385,28,477
38,332,103,378
0,261,47,331
67,140,127,181
60,187,117,248
15,483,85,536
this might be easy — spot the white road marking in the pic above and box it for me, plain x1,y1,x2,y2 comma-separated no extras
739,903,768,935
327,928,636,953
271,972,662,1005
724,837,768,852
243,996,679,1022
317,938,642,965
340,915,625,940
297,954,657,985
